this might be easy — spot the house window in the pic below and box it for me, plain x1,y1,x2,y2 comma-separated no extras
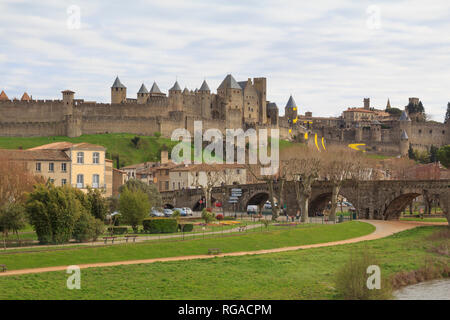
61,163,67,172
49,163,54,172
36,162,41,172
76,174,84,188
61,179,67,186
49,179,54,184
165,181,169,190
77,152,84,164
173,182,175,190
92,174,99,188
178,182,181,189
93,152,100,164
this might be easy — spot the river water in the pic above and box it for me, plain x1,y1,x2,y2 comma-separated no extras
394,279,450,300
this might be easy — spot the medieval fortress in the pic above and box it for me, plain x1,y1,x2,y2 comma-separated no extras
0,74,448,156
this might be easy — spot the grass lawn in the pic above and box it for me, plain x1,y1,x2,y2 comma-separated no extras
0,226,447,300
0,221,374,271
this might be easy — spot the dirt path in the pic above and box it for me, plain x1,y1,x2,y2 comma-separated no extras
0,220,445,277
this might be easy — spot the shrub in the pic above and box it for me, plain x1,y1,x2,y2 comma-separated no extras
0,203,27,238
143,218,177,234
107,226,128,234
119,187,150,233
73,211,104,242
26,184,83,244
335,250,392,300
178,223,194,232
201,208,215,224
87,187,108,221
216,214,224,221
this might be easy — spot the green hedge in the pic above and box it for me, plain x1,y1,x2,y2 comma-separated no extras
143,218,177,234
107,226,128,234
178,223,194,232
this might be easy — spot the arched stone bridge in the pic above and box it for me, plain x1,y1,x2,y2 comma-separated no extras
161,179,450,221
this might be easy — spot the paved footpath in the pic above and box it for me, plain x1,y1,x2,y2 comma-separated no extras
0,220,446,277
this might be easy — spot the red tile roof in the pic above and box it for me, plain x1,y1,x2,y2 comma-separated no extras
0,90,9,101
0,149,70,161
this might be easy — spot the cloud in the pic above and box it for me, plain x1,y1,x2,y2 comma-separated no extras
0,0,449,121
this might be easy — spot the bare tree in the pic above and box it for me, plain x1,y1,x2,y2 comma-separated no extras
281,145,321,222
246,164,281,220
0,156,42,207
320,146,366,221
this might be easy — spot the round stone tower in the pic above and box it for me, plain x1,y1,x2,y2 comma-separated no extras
198,80,211,119
400,129,409,157
169,81,183,111
111,76,127,104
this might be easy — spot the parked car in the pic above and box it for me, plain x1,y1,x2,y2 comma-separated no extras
173,208,186,216
182,207,193,216
263,201,272,209
163,208,173,217
150,208,164,217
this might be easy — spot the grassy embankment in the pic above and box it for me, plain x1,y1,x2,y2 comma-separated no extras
0,133,297,168
0,225,448,299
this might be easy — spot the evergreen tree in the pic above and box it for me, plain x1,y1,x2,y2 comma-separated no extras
408,145,415,160
430,145,439,163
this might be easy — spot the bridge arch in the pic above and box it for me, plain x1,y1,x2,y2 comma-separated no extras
241,191,279,212
309,191,359,217
382,192,422,220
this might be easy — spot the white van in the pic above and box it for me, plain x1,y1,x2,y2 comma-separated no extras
247,205,258,215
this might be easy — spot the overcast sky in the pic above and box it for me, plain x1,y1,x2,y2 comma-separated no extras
1,0,449,121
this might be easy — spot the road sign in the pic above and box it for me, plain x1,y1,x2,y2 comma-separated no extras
231,192,241,196
228,200,238,204
231,188,242,192
229,196,239,200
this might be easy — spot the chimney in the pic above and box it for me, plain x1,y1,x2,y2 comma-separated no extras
161,150,168,164
364,98,370,110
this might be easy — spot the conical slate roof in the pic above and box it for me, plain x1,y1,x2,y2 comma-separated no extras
399,110,411,121
111,76,126,89
150,82,162,94
199,80,210,91
386,99,391,109
401,130,409,140
169,81,182,91
137,83,148,94
183,87,189,94
217,74,241,90
285,95,296,109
